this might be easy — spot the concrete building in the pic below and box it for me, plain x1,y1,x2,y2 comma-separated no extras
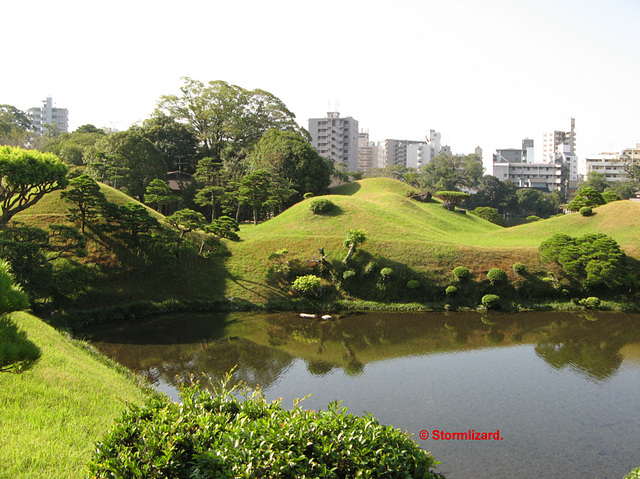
357,132,380,172
29,97,68,135
542,117,576,163
309,112,359,171
493,139,535,163
493,161,563,191
378,130,443,170
585,152,626,182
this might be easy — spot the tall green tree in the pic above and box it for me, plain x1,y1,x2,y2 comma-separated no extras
419,153,482,191
137,114,199,173
0,105,32,147
145,179,175,212
86,130,166,200
0,146,68,225
579,171,609,192
248,129,333,199
194,157,227,221
238,169,272,225
61,175,106,233
155,78,305,160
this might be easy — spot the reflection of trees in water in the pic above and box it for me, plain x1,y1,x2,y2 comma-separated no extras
139,338,295,391
534,314,640,381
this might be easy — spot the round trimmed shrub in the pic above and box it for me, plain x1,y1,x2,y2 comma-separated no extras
487,268,507,285
526,215,541,222
481,294,500,309
452,266,470,281
380,267,393,279
580,296,601,309
446,285,458,295
512,263,526,275
291,274,323,297
88,378,445,479
309,198,335,214
406,279,420,289
579,206,593,216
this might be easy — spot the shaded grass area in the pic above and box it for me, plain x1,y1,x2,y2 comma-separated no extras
0,312,150,478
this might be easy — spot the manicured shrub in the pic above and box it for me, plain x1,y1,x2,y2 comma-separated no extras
291,274,323,298
88,377,445,479
471,206,505,226
579,206,593,216
380,267,393,279
526,215,541,222
446,285,458,295
406,279,420,289
303,192,315,199
309,198,335,214
435,191,470,211
487,268,507,285
579,296,601,309
342,269,356,280
602,191,621,203
512,263,526,275
452,266,470,281
481,294,500,309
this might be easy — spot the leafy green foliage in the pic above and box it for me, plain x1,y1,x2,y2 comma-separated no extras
470,206,505,226
526,215,541,222
380,267,394,279
167,208,206,237
481,294,500,309
0,260,29,315
0,146,69,225
407,279,420,289
61,174,106,233
567,187,605,212
579,206,593,216
102,202,160,248
343,229,367,264
435,191,470,211
88,377,444,479
512,263,526,275
487,268,507,285
624,467,640,479
579,297,601,309
309,198,335,214
446,285,458,295
206,215,240,241
452,266,470,281
539,233,628,290
601,191,621,203
291,274,323,298
144,178,175,211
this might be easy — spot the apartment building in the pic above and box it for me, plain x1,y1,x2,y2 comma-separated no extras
309,112,359,171
358,132,380,172
542,117,576,163
378,130,442,169
29,97,68,135
493,161,563,191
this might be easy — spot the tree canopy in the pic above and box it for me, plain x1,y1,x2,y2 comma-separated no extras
0,146,68,225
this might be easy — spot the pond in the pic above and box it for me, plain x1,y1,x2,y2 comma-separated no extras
80,311,640,479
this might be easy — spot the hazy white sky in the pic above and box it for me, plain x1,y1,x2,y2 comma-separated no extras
4,0,639,170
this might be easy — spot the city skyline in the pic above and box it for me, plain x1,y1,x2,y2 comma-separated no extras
4,0,639,173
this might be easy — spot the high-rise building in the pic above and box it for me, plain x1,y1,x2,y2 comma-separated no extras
378,130,442,169
358,132,380,172
309,112,359,171
542,118,576,163
29,97,69,135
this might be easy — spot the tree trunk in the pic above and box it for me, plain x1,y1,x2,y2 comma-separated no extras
342,244,356,264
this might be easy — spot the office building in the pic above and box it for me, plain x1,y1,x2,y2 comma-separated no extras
309,112,359,171
29,97,69,135
542,118,576,163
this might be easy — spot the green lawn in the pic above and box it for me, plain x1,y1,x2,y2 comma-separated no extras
0,312,149,478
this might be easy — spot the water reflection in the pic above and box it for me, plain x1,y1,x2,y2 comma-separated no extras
81,310,640,393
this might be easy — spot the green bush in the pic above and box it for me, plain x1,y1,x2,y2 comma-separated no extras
579,206,593,216
446,285,458,295
481,294,500,309
452,266,470,281
579,296,601,309
303,192,315,199
342,269,356,280
380,267,394,279
291,275,323,298
624,467,640,479
526,215,541,222
309,198,335,214
470,207,505,226
88,377,445,479
512,263,526,275
406,279,420,289
487,268,507,285
602,191,621,203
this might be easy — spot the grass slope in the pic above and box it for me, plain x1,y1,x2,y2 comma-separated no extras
0,312,148,478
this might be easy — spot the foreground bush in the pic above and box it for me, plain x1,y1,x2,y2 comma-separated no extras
309,198,335,214
452,266,470,282
481,294,500,309
89,376,445,479
291,274,323,298
487,268,508,285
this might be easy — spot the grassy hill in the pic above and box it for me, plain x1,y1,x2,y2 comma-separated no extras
9,177,640,309
0,312,149,478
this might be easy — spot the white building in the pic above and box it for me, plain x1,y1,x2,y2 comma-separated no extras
584,152,626,181
542,117,576,163
358,132,380,171
29,97,68,135
309,112,359,172
379,130,442,169
493,160,563,191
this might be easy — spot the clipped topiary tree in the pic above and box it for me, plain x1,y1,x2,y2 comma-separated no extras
406,279,420,289
446,285,458,295
481,294,500,309
487,268,508,286
512,263,526,275
291,274,323,298
470,207,505,226
435,191,470,211
579,206,593,216
380,267,393,279
452,266,470,282
309,198,335,214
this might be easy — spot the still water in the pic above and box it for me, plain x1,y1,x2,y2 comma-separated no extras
80,311,640,478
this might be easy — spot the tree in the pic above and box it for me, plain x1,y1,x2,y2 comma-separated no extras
103,202,160,247
343,229,367,264
567,187,606,212
145,178,175,212
137,114,199,174
206,215,240,241
86,130,166,200
419,153,483,191
435,191,470,210
0,146,69,225
516,188,555,216
194,157,227,221
474,175,508,211
471,206,505,226
0,105,32,147
166,208,207,237
579,171,609,192
238,169,272,225
248,129,333,199
155,78,305,160
0,260,29,315
60,174,106,233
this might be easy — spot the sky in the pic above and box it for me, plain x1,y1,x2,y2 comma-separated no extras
4,0,640,172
